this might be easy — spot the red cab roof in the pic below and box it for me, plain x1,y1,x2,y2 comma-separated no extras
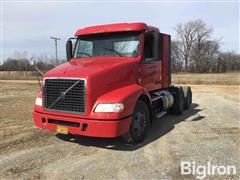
75,22,149,36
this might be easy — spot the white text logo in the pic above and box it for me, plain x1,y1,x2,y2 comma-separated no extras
181,161,236,179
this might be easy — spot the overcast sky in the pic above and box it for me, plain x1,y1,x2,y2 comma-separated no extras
1,1,239,61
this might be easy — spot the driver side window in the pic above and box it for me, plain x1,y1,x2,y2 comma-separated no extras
143,31,160,62
143,32,154,62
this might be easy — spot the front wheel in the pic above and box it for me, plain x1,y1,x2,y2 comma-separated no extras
121,100,150,143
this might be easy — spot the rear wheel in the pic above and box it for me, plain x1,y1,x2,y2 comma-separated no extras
121,100,150,143
169,87,184,115
183,86,192,110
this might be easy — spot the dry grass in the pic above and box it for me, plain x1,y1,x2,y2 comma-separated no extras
0,71,36,80
172,72,240,85
0,71,239,85
0,82,239,179
0,83,40,141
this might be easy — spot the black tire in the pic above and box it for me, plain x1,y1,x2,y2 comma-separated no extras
169,87,184,115
121,100,150,143
183,86,192,110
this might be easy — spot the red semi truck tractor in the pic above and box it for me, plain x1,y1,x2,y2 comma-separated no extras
33,22,192,143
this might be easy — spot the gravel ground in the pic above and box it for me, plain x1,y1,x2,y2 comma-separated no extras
0,82,239,179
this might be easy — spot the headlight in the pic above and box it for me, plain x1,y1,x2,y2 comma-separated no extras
35,97,42,106
94,103,124,113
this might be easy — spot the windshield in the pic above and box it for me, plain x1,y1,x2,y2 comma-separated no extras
74,32,140,58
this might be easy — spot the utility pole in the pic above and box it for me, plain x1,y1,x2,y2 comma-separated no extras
50,36,61,65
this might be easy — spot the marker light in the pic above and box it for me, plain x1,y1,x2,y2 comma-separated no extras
35,97,43,106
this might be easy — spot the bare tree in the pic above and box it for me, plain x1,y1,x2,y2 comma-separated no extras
192,40,220,73
216,52,240,72
175,20,198,70
191,20,218,65
171,41,184,72
175,19,221,72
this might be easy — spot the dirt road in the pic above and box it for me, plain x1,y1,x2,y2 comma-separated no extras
0,82,239,179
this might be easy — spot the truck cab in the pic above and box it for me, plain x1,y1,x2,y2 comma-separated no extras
33,22,192,143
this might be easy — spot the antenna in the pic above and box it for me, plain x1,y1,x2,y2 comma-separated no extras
50,36,61,65
30,58,44,90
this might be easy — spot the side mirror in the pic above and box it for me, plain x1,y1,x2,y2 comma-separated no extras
66,39,73,61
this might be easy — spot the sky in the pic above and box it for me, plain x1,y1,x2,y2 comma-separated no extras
1,1,239,62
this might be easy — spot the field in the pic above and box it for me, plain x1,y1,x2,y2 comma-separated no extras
0,76,240,179
0,71,36,80
173,72,240,85
1,71,240,85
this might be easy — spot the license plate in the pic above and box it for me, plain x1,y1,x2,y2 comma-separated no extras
56,126,68,134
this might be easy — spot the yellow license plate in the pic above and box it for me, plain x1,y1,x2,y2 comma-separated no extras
56,126,68,134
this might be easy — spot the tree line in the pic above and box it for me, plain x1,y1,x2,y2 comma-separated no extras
0,19,239,73
0,58,55,71
0,52,62,71
172,19,239,73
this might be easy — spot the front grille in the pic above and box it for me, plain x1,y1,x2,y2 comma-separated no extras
43,78,85,114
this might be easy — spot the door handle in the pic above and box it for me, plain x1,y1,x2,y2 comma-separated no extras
155,80,162,84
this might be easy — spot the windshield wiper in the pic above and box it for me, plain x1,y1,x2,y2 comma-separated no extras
76,52,92,57
103,48,123,57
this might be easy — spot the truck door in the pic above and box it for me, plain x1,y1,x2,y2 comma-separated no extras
139,31,162,92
